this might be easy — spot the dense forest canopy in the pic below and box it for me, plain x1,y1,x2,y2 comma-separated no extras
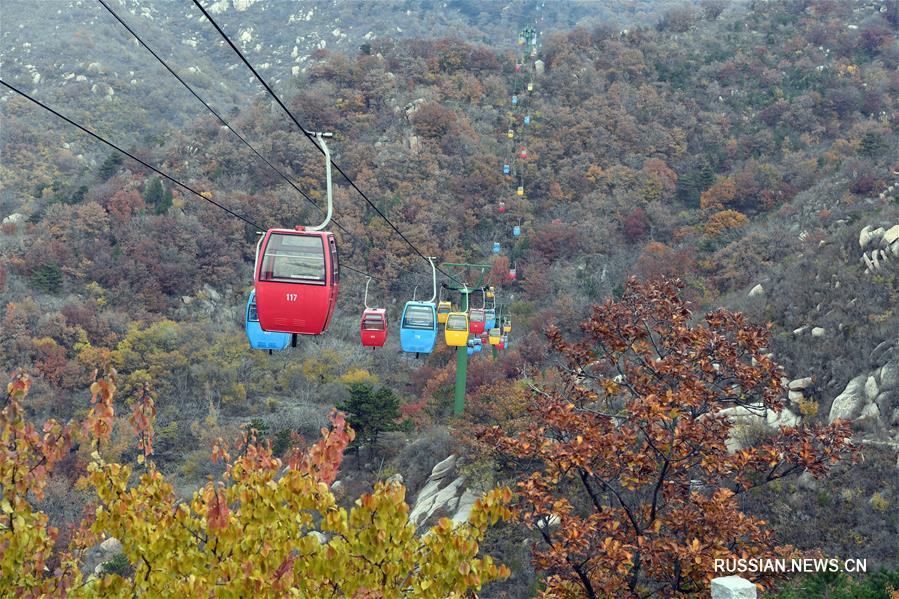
2,0,899,596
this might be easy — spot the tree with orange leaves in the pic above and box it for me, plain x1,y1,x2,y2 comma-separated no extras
479,278,853,597
2,372,512,596
704,209,749,238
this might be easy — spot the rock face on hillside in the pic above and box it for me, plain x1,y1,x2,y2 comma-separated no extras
408,455,478,530
859,223,899,274
829,354,899,430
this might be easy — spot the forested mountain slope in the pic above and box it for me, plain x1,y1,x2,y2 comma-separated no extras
2,0,899,595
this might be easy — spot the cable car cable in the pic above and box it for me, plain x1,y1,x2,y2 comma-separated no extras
190,0,463,287
96,0,436,291
95,0,354,239
0,78,403,285
0,78,265,230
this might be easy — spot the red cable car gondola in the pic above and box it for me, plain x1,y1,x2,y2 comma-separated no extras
498,201,506,214
469,288,487,335
361,309,387,347
254,133,339,342
360,277,388,348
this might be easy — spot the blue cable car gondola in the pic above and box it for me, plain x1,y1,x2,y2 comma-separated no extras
399,258,438,356
514,218,522,237
512,95,519,106
524,115,531,126
485,308,496,330
492,241,501,254
503,164,511,175
245,290,291,352
400,301,437,356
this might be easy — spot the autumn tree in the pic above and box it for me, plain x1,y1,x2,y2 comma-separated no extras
704,209,749,238
478,278,853,597
2,373,512,596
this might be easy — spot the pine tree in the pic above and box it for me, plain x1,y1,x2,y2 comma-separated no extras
859,131,885,158
98,152,123,181
337,383,400,454
143,177,172,214
30,263,62,293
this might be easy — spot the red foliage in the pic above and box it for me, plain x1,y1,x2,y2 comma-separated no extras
859,24,894,55
478,278,854,596
411,103,457,139
106,189,145,224
633,242,696,282
623,207,650,242
850,170,876,195
530,219,581,261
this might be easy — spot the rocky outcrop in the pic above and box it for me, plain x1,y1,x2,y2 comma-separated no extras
408,455,479,530
711,576,757,599
719,402,800,452
747,283,764,298
829,375,870,423
859,223,899,274
829,353,899,429
90,536,124,575
2,213,26,224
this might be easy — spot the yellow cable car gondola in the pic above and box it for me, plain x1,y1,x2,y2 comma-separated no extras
507,129,514,139
445,312,469,346
502,319,512,333
486,287,495,300
488,327,502,345
527,81,534,92
516,186,524,196
437,300,452,324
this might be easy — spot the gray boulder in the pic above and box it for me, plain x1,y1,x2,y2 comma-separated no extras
789,377,813,390
409,455,460,527
430,455,457,480
883,224,899,246
858,402,881,422
711,576,757,599
767,408,800,428
2,213,26,224
829,375,868,423
878,362,899,391
451,490,479,526
99,537,122,555
865,376,879,401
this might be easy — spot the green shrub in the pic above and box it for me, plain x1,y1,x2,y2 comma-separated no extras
770,567,899,598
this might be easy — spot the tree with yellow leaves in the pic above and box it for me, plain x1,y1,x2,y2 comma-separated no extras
1,372,511,597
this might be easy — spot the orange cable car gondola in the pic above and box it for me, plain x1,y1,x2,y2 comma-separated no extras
254,133,338,344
